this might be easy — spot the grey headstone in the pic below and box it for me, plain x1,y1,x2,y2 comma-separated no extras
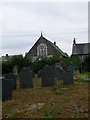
2,78,13,101
19,68,33,89
0,78,2,100
5,73,17,90
27,66,34,77
53,66,65,80
38,69,42,78
41,65,54,87
63,68,74,85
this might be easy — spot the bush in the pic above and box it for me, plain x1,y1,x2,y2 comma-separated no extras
71,55,80,70
60,56,71,70
2,55,32,75
84,54,90,72
33,55,60,73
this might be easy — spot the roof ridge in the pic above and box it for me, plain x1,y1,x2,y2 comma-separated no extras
76,43,90,45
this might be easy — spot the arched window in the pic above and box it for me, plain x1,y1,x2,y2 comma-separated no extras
37,43,47,56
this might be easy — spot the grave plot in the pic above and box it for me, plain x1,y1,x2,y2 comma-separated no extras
19,68,33,89
41,65,55,87
2,78,13,101
5,73,17,90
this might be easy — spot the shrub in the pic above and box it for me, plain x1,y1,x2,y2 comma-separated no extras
70,55,80,70
2,55,32,75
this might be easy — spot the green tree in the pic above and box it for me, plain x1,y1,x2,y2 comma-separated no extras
71,55,80,70
2,55,32,75
33,55,60,73
60,56,71,70
84,54,90,72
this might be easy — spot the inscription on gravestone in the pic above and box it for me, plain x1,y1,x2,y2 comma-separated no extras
19,68,33,88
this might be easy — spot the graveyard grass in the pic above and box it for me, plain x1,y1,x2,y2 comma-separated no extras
2,73,89,119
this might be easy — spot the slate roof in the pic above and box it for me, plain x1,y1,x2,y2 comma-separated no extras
37,35,68,57
1,55,13,62
47,40,68,57
1,55,19,62
72,43,90,55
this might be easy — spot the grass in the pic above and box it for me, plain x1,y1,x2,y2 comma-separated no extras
44,106,60,119
52,87,64,95
74,72,90,85
2,73,89,118
44,109,55,120
8,113,16,118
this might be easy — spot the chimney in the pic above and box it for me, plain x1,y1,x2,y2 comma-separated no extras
6,54,8,58
73,38,76,46
54,41,56,45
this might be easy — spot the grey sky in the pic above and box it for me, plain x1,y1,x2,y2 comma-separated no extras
0,2,88,56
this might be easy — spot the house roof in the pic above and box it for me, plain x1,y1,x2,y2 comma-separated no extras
36,35,68,57
47,39,68,57
72,43,90,55
1,55,14,62
1,55,20,62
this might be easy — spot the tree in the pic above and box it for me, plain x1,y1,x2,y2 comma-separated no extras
60,56,71,70
84,54,90,72
71,55,80,70
2,55,32,75
33,55,60,73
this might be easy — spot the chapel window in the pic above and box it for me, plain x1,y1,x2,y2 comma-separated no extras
37,43,47,56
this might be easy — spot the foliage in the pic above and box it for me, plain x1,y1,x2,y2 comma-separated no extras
70,55,80,70
52,86,63,95
2,55,32,75
33,55,60,73
83,54,90,72
60,56,71,70
2,54,71,74
44,109,54,120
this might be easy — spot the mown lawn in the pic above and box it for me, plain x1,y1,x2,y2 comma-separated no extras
2,73,89,119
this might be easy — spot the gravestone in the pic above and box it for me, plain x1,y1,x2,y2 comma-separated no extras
5,73,17,90
63,68,74,85
2,78,13,101
38,69,42,78
27,66,34,77
19,68,33,88
53,66,65,80
0,78,2,101
41,65,54,87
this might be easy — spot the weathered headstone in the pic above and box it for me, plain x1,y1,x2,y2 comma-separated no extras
53,66,65,80
19,68,33,88
63,68,74,85
0,77,2,101
41,65,54,87
5,73,17,90
2,78,13,101
38,69,42,78
27,66,34,77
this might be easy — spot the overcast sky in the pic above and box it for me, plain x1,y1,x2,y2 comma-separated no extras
0,1,88,57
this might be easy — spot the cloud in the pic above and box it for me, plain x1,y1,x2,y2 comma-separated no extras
1,2,88,56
